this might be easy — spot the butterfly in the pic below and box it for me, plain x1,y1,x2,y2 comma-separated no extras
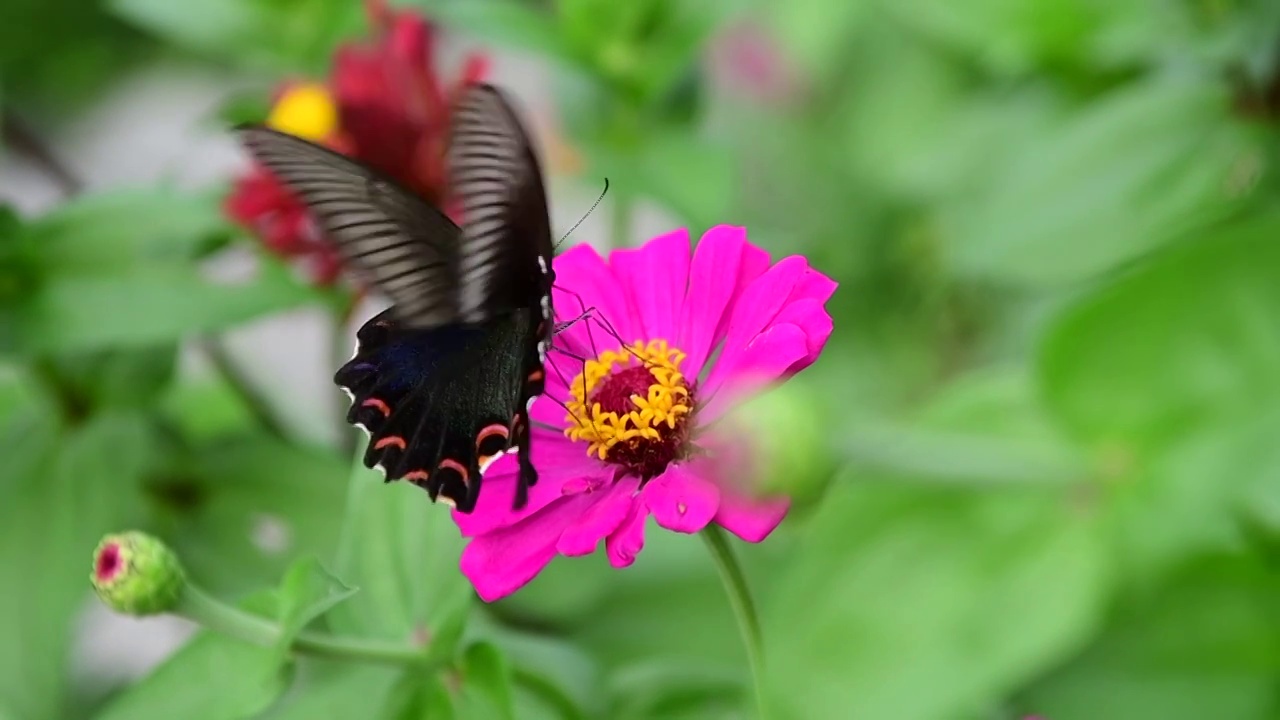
236,83,554,513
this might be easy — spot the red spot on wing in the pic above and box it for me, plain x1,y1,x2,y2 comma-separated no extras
527,369,544,382
438,459,469,485
375,436,406,450
404,469,430,483
362,398,392,416
475,423,509,448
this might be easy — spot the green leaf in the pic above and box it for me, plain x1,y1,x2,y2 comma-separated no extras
382,671,455,720
945,77,1260,286
767,0,871,81
47,344,179,412
1040,213,1280,450
587,130,734,229
155,436,348,596
458,642,516,720
108,0,365,73
1022,555,1280,720
258,663,400,719
762,479,1110,720
328,461,471,641
274,558,359,659
26,187,230,275
1037,213,1280,575
0,411,156,719
10,259,318,354
429,0,567,61
95,610,292,720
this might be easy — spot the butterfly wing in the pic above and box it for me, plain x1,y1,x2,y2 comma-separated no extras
446,84,556,509
236,126,462,328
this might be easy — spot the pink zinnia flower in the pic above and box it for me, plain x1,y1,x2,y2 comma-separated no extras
453,226,836,601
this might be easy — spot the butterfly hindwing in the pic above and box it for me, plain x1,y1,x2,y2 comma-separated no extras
334,308,537,512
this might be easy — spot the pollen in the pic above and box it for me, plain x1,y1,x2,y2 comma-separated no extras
267,83,338,142
564,339,693,477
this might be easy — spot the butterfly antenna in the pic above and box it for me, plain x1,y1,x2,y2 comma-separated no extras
555,178,609,250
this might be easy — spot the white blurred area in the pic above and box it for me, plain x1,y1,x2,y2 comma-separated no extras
0,39,682,689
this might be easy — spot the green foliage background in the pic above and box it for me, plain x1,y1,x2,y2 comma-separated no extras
3,0,1280,718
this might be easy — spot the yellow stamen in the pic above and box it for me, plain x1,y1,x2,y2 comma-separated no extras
564,339,693,461
267,83,338,142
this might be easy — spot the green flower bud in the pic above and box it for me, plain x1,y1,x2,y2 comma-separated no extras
91,531,185,616
723,380,835,503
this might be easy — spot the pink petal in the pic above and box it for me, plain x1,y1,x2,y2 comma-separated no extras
610,229,691,343
641,464,721,533
677,226,770,376
699,323,812,422
551,244,640,356
704,256,810,392
460,492,598,602
714,493,790,543
605,499,648,568
770,298,835,370
792,265,838,305
557,477,641,556
452,432,603,537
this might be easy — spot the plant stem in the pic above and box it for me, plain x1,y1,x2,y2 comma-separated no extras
701,524,768,719
199,337,291,442
176,585,431,666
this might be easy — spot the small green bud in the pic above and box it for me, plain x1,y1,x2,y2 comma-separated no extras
91,531,185,615
722,381,835,503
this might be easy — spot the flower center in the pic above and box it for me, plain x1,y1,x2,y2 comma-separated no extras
564,339,694,478
267,83,338,142
95,542,122,583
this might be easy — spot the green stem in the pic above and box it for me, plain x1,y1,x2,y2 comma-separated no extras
200,337,290,442
176,585,431,666
701,524,768,719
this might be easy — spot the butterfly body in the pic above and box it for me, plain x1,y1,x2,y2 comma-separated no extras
238,84,552,512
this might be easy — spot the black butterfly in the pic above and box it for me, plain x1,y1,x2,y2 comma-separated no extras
236,83,553,513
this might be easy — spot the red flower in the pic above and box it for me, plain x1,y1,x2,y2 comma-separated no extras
225,0,488,286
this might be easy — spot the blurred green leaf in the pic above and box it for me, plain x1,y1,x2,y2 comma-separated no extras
1022,555,1280,720
259,663,400,719
329,462,472,640
763,479,1109,720
47,345,178,413
430,0,566,61
157,375,259,444
458,642,516,720
274,558,358,659
108,0,365,73
767,0,870,80
10,260,318,354
607,661,742,720
155,436,348,596
1040,214,1280,580
95,604,292,720
0,411,156,719
468,614,601,719
945,77,1260,286
0,0,150,110
27,188,230,275
1040,212,1280,449
586,129,734,229
382,671,455,720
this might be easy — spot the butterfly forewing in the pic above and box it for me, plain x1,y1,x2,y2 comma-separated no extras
447,85,555,323
236,126,462,328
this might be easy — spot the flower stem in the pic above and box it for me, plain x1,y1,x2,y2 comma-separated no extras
176,585,431,666
701,524,768,719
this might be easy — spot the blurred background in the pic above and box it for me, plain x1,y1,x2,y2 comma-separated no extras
3,0,1280,718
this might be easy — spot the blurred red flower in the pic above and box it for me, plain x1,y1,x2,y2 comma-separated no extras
225,0,488,286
